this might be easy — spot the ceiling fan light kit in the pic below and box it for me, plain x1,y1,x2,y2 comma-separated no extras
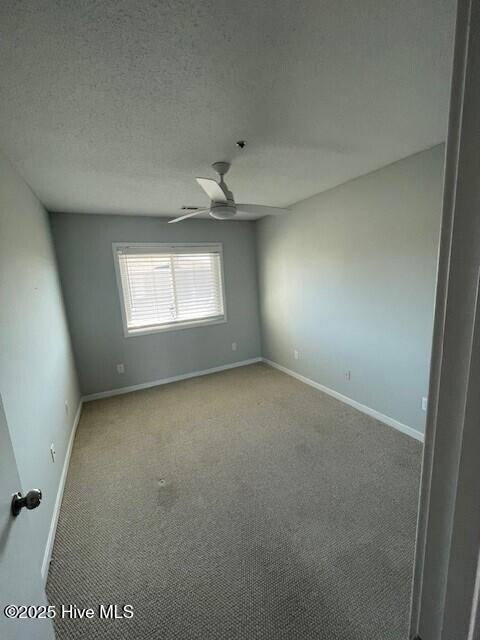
170,161,289,224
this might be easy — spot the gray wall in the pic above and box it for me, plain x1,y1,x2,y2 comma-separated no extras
0,152,80,571
256,145,445,434
50,213,262,395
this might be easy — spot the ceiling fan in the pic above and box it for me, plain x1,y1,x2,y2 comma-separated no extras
169,161,289,223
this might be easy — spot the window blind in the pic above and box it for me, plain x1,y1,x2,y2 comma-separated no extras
115,245,225,334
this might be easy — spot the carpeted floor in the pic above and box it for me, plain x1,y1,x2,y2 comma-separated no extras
46,363,422,639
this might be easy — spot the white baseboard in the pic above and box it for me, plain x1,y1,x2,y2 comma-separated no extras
41,398,83,584
263,358,424,443
82,357,263,402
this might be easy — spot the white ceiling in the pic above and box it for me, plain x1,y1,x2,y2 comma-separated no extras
0,0,455,219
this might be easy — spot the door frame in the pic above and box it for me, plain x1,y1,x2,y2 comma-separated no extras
409,0,480,638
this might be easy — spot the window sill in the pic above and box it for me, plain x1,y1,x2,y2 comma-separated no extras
124,316,227,338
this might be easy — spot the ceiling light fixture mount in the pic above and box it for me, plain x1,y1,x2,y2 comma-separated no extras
236,140,247,149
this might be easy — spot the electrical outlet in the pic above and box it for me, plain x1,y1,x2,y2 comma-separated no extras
232,342,237,352
50,443,56,463
116,363,125,374
294,350,299,360
345,370,351,381
64,401,69,416
422,397,428,411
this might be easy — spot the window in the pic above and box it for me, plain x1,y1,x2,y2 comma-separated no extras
113,243,226,336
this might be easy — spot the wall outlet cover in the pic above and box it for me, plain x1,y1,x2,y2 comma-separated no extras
294,350,299,360
345,370,351,381
232,342,237,352
422,397,428,411
116,363,125,374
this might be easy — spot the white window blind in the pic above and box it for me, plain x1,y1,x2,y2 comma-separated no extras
114,244,225,335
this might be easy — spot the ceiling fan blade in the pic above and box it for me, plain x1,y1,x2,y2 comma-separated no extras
236,204,290,217
196,178,228,203
168,208,210,224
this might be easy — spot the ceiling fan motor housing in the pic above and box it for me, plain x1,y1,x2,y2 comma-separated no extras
210,203,236,219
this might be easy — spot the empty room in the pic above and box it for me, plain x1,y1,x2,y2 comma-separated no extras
3,1,478,639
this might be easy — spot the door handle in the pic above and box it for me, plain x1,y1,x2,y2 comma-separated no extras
11,489,42,517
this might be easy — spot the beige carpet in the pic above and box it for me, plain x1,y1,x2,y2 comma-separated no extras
46,363,422,639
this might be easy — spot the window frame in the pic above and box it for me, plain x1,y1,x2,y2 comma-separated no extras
112,242,227,337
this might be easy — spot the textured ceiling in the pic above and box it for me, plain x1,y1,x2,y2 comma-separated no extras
0,0,455,219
